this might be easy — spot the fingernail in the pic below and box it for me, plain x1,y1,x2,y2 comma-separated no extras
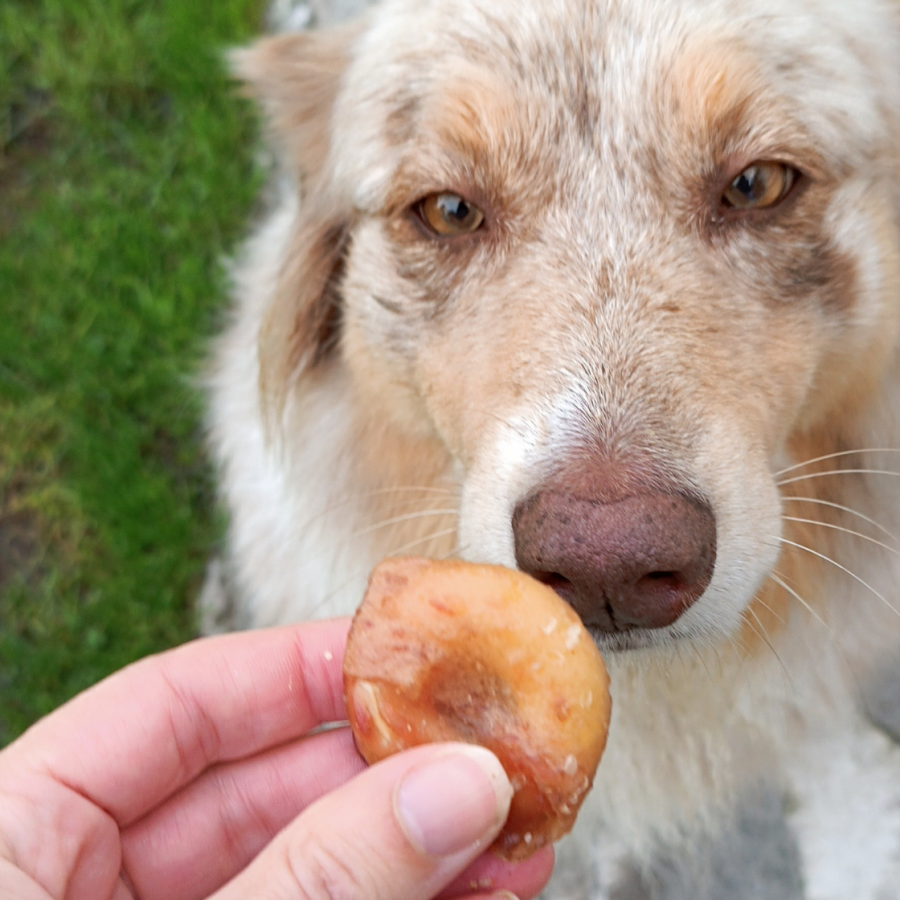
395,746,512,857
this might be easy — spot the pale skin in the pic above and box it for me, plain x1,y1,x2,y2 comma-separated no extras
0,619,554,900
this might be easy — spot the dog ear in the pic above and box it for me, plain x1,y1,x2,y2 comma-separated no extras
257,206,351,422
230,21,363,187
232,24,364,425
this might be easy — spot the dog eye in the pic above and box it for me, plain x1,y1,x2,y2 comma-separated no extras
721,162,797,210
418,193,485,235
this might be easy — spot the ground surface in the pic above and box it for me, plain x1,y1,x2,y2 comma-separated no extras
0,0,268,742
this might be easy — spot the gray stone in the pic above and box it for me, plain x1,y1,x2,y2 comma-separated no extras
268,0,378,31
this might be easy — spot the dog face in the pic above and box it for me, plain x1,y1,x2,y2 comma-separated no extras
239,0,899,652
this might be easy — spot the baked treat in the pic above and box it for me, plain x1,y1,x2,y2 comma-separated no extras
343,556,611,860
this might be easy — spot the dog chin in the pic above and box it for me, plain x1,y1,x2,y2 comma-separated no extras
590,627,675,654
589,616,727,654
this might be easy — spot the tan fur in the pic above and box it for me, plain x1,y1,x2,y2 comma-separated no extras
231,21,363,184
208,2,900,895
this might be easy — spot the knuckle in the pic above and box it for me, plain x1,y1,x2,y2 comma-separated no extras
284,830,389,900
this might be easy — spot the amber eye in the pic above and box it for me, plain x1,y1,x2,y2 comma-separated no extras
418,192,485,235
721,162,797,210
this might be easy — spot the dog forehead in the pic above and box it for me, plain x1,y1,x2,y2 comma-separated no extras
336,1,662,199
332,0,894,212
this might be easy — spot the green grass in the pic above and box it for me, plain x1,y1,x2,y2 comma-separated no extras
0,0,267,743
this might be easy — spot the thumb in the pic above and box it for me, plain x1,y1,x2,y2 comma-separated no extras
210,742,514,900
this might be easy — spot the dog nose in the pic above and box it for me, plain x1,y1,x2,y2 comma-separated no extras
512,490,716,632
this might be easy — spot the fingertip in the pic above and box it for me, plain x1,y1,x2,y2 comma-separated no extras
395,745,512,857
439,844,555,899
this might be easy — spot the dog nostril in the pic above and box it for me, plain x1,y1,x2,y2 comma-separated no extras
534,571,577,600
535,571,571,589
640,570,683,589
634,571,684,598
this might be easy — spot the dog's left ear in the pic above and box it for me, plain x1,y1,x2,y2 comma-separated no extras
232,22,365,426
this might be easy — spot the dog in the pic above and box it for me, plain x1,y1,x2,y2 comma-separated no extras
206,1,900,896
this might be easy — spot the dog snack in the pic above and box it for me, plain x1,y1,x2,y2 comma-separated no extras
343,556,611,860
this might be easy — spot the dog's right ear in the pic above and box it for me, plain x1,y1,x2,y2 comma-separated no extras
230,21,363,187
231,23,365,427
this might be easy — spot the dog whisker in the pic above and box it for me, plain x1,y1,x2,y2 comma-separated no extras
751,595,788,627
440,541,471,562
349,508,460,540
768,571,832,634
342,485,460,503
687,639,717,686
767,570,866,690
670,640,690,682
771,537,898,615
314,486,460,519
678,638,723,690
307,525,462,619
780,496,899,543
347,486,461,507
286,486,460,541
773,448,899,478
706,638,728,676
776,468,900,487
313,527,460,613
744,605,792,683
780,515,899,555
387,526,459,558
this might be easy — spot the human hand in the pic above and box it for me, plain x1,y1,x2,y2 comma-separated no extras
0,619,554,900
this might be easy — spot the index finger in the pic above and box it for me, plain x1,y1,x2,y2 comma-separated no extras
7,618,352,826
